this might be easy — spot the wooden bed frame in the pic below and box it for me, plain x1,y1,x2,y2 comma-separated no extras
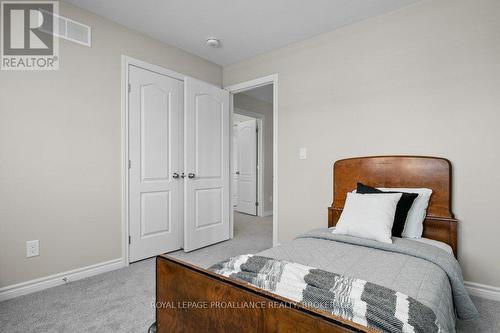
328,156,457,257
156,156,458,332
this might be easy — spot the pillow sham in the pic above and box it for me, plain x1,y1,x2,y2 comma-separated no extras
356,183,418,237
333,192,402,243
376,187,432,238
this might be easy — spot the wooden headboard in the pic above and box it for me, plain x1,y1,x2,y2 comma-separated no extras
328,156,458,257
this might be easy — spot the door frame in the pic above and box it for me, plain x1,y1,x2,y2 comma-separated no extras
121,55,187,266
233,108,264,217
225,74,279,247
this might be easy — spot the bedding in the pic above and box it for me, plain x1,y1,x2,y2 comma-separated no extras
330,226,454,255
379,188,432,238
409,237,454,255
212,229,478,333
352,187,432,238
356,183,418,237
212,255,441,333
333,192,402,243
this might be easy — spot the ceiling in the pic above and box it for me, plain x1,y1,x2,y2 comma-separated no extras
66,0,419,66
240,84,273,104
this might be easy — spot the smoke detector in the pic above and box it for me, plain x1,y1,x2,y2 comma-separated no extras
206,38,221,48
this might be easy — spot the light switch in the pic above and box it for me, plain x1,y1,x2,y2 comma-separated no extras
26,240,39,257
299,148,307,160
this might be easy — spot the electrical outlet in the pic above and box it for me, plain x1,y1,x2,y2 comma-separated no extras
26,240,39,258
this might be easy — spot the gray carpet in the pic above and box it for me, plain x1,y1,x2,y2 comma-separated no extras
0,213,272,332
1,213,498,332
168,212,273,268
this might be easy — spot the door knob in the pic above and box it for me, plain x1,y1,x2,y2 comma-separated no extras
188,173,195,179
172,173,180,179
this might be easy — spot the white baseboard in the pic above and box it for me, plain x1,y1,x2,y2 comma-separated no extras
262,210,273,217
465,281,500,302
0,258,124,302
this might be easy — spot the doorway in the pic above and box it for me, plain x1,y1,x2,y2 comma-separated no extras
122,56,232,264
233,112,262,216
227,76,278,247
122,59,277,265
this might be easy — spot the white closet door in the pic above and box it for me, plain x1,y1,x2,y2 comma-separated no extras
235,119,257,215
184,77,230,252
129,65,183,262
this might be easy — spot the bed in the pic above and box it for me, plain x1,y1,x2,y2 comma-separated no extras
155,156,476,332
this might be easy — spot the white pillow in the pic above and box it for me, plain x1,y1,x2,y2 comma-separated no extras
333,192,402,244
377,187,432,238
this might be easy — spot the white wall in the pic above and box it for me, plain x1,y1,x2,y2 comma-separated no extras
223,0,500,287
0,2,221,287
234,93,274,214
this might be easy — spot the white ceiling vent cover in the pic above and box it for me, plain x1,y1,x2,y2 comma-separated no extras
56,15,91,47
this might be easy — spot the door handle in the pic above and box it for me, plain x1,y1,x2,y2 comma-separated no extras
235,171,240,175
188,173,195,179
172,172,180,179
180,172,185,178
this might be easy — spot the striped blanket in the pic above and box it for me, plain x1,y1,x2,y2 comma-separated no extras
210,255,441,333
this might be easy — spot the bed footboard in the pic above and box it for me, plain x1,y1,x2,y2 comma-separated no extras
155,255,373,333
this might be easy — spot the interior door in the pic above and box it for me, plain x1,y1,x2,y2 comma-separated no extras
236,119,257,215
129,65,183,262
232,129,239,208
184,77,230,252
